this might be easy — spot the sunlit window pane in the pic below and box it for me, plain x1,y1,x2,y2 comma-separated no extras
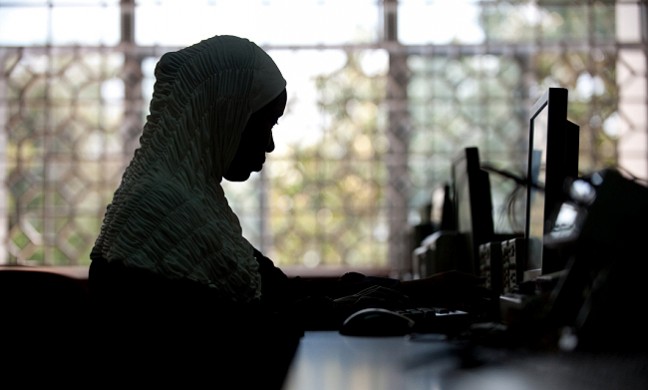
135,0,379,46
51,6,120,45
398,0,484,44
0,3,119,46
0,7,49,45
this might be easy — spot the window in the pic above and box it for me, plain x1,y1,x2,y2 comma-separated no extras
0,1,645,275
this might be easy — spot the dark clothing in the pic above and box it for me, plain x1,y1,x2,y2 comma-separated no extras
88,249,400,330
87,253,306,389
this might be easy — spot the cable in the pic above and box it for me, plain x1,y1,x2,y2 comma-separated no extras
480,163,545,192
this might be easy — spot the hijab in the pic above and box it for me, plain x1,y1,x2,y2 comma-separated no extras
91,35,287,304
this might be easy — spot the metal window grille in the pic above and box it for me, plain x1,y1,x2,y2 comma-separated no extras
0,1,646,275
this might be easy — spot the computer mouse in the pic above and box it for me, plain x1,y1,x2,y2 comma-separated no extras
339,307,415,337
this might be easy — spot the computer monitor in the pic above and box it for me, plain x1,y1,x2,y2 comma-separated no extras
430,182,455,231
525,87,580,280
451,146,495,275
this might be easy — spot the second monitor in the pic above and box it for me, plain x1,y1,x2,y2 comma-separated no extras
525,87,580,280
451,146,494,275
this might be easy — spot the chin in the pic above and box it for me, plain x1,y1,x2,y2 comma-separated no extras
224,173,251,182
226,166,263,181
224,164,263,182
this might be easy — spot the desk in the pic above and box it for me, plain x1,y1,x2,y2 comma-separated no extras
282,331,648,390
0,265,89,279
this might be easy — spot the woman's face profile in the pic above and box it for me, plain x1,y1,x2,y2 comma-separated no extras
224,88,287,182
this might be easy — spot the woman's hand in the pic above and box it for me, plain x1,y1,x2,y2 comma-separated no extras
333,285,411,319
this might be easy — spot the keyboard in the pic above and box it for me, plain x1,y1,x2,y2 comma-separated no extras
395,307,472,334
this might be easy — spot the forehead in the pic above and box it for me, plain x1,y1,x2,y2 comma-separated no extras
268,89,287,116
246,89,286,125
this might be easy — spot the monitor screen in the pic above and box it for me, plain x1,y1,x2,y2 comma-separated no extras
525,88,579,280
430,182,454,231
526,103,549,276
451,146,494,275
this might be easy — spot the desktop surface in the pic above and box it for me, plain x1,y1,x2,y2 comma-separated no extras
282,331,464,390
282,331,648,390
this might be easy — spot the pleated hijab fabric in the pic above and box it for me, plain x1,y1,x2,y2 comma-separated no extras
91,35,287,303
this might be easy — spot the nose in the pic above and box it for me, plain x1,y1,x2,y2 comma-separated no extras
266,134,275,153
